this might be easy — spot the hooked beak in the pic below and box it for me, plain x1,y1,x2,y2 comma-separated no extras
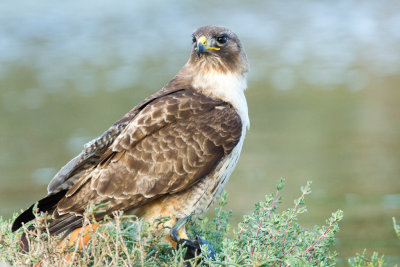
196,36,220,57
197,40,206,57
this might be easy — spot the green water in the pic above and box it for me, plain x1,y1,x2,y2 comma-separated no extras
0,0,399,264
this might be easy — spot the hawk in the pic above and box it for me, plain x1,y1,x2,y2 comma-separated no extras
12,25,249,256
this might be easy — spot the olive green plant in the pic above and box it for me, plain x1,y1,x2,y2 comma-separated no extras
190,179,343,266
0,179,393,266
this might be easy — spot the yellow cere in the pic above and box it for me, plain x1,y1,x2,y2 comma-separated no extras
197,36,220,51
198,36,207,46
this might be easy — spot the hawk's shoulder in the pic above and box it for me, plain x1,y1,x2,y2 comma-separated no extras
47,86,182,194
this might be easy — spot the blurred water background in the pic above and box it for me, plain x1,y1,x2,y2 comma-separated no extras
0,0,399,264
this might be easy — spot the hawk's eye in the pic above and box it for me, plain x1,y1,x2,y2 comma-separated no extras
216,35,228,45
192,35,196,43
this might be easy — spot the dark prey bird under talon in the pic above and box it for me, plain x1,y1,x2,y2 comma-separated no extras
180,238,201,261
175,236,217,262
196,236,216,260
170,217,216,261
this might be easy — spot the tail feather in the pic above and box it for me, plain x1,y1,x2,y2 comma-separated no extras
20,225,35,253
11,190,87,253
12,190,68,232
17,213,84,253
49,213,83,236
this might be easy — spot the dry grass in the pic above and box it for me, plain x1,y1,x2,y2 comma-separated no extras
3,180,391,266
0,209,182,266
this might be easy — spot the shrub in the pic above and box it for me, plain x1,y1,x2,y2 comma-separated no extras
190,179,343,266
0,179,351,266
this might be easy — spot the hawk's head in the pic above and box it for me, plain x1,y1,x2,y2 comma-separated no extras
188,26,248,76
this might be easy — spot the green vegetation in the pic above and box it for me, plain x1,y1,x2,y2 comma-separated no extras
0,179,397,266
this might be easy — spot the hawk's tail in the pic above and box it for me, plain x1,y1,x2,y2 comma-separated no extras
12,190,68,232
11,190,84,252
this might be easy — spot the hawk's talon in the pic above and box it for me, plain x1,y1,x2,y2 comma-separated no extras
170,217,188,243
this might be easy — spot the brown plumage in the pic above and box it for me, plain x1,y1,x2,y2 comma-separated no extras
12,25,249,251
